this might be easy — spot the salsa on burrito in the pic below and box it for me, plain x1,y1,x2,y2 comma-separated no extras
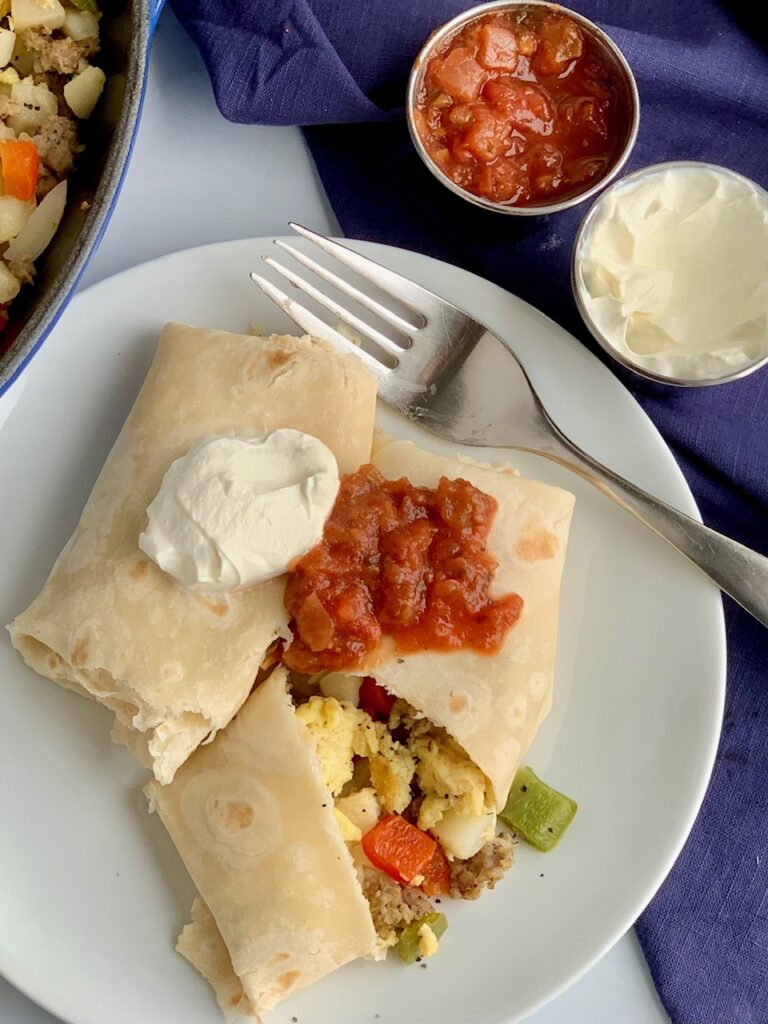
284,463,524,672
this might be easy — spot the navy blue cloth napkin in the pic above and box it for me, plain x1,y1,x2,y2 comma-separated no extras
173,3,768,1021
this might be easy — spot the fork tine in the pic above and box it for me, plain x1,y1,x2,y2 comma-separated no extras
249,272,390,383
289,223,439,322
262,256,404,361
274,239,420,334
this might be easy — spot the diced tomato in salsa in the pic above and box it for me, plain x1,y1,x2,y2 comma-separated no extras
429,46,487,103
283,465,523,673
415,6,629,206
462,106,512,162
477,23,520,70
484,79,555,136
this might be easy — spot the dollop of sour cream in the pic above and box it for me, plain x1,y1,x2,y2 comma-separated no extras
139,429,339,592
578,165,768,381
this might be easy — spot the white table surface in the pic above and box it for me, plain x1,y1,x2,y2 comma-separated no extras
0,9,671,1024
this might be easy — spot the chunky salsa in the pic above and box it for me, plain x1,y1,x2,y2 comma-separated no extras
283,464,523,672
413,5,631,207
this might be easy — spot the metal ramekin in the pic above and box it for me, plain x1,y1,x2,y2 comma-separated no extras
406,0,640,216
572,160,768,387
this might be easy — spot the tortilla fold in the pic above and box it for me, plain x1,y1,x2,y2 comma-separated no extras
148,667,378,1019
366,441,575,808
8,323,377,783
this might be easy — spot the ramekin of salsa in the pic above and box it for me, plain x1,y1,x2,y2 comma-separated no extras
407,0,639,215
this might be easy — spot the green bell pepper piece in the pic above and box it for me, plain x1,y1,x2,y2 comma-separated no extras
396,911,448,964
499,766,577,852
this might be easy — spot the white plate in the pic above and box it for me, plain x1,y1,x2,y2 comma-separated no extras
0,239,725,1024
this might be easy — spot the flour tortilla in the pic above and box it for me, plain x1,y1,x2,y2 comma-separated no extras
148,667,378,1020
162,444,574,1018
8,323,377,783
366,441,575,809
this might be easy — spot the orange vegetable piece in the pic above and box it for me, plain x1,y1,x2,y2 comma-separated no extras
0,140,40,203
421,844,452,896
362,814,437,886
429,46,487,103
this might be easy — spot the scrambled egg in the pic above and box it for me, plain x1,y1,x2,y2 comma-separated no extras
296,696,372,795
296,694,492,836
418,923,440,958
369,725,415,813
0,67,20,85
333,807,362,843
410,726,494,831
296,696,415,810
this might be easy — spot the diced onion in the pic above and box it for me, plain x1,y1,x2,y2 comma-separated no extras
0,261,21,303
10,0,65,32
0,194,34,243
318,672,362,705
431,809,497,860
5,178,66,262
62,9,98,41
63,65,105,119
7,79,57,134
335,788,381,836
0,27,15,68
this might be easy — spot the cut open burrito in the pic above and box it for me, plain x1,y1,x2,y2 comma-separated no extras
8,323,377,783
149,441,575,1019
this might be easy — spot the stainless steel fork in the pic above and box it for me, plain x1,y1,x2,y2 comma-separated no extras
252,223,768,630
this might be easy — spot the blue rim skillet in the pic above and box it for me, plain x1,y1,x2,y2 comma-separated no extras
0,0,166,397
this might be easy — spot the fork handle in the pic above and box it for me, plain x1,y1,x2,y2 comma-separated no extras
531,424,768,629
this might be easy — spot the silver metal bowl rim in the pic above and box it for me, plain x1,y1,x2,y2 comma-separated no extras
571,159,768,388
406,0,641,217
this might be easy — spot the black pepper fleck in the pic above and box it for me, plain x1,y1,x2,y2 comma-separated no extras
521,784,527,792
397,658,405,664
420,962,428,970
547,827,554,833
539,873,544,878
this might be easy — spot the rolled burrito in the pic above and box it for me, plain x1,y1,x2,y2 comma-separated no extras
8,323,377,783
148,667,380,1021
151,443,574,1019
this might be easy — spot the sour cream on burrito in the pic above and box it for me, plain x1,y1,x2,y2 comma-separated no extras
139,429,339,591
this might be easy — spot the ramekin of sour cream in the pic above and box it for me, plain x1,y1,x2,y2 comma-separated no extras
572,161,768,386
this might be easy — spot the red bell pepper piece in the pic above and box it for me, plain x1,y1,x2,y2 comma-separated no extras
421,844,452,896
362,814,437,886
359,676,396,721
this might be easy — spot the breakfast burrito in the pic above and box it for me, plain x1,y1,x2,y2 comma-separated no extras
8,323,377,783
149,440,575,1019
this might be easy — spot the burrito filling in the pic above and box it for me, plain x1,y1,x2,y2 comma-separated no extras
292,677,515,952
276,461,535,954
